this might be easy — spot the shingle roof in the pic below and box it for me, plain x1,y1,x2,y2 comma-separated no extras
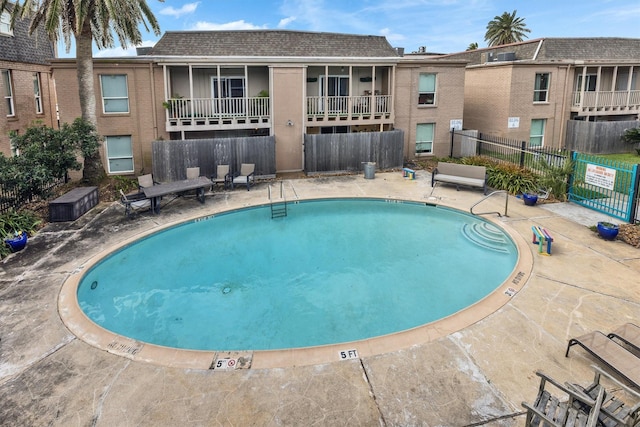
0,4,55,64
438,37,640,65
148,30,400,58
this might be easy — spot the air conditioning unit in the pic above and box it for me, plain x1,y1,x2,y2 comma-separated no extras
497,52,516,61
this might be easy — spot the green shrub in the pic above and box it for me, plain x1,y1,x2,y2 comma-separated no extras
486,163,538,195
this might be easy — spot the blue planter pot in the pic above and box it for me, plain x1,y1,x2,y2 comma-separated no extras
596,222,619,240
4,231,27,252
523,193,538,206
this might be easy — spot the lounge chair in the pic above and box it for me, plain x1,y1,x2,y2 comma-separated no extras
212,165,230,189
119,190,151,218
231,163,255,191
522,370,605,426
186,167,200,180
565,331,640,388
607,323,640,353
566,365,640,427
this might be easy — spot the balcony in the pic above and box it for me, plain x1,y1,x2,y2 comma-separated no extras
571,90,640,115
165,97,270,131
306,95,392,124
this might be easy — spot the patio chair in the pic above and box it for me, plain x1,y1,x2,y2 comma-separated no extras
137,174,156,190
119,190,151,218
186,167,200,180
522,370,605,426
565,331,640,388
231,163,255,191
607,323,640,353
565,365,640,427
212,165,230,189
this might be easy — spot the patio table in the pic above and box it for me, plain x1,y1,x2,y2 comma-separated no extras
143,176,211,214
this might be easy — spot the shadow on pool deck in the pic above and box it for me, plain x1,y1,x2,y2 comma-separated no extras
1,171,639,426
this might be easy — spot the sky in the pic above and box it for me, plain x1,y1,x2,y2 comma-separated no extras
59,0,640,58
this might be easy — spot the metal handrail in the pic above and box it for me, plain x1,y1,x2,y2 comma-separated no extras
470,190,509,217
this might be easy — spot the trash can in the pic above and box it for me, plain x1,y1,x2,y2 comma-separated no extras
363,162,376,179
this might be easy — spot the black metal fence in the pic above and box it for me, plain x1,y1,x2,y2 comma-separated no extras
0,177,67,214
462,132,569,175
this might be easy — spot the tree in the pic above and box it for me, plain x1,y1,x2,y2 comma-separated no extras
1,0,163,184
621,127,640,154
466,42,478,51
484,10,530,47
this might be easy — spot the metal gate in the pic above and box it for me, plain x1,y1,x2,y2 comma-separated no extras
568,153,640,222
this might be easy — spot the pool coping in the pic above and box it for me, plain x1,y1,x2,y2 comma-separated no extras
57,196,533,370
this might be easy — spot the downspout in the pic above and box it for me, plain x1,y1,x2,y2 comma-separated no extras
558,63,571,148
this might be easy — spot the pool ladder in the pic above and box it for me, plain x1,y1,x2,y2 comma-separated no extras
268,181,287,218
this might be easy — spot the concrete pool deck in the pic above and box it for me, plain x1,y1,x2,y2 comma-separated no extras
1,171,639,426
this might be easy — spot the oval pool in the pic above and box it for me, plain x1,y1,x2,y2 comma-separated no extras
73,198,519,353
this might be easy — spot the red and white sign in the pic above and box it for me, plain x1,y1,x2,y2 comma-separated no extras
585,164,616,190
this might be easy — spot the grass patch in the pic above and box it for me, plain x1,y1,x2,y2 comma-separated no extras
595,152,640,163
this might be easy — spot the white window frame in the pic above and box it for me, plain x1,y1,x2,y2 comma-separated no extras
530,119,546,148
576,74,597,92
416,123,435,154
0,11,12,36
2,69,14,116
533,73,550,103
418,73,436,106
105,135,134,173
33,72,43,114
100,74,129,114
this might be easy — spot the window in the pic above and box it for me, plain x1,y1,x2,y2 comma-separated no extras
0,11,12,35
418,73,436,105
33,73,43,114
2,69,14,116
530,119,546,147
576,74,597,91
100,75,129,113
105,135,134,173
416,123,434,154
534,73,550,102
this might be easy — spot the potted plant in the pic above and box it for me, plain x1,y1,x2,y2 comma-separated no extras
522,192,538,206
4,230,28,252
596,221,619,240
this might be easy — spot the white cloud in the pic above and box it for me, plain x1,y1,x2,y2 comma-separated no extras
379,27,405,43
278,16,296,28
191,20,266,31
159,2,199,18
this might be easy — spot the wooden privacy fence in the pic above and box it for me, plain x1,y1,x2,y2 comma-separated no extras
304,130,404,174
152,136,276,183
565,120,639,154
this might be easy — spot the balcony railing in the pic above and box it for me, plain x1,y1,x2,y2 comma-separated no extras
306,95,392,120
165,97,270,127
571,90,640,112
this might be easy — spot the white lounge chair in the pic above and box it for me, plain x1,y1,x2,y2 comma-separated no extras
231,163,255,191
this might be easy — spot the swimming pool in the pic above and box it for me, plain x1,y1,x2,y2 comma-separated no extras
74,198,519,353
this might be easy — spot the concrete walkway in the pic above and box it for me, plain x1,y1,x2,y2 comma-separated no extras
1,171,638,426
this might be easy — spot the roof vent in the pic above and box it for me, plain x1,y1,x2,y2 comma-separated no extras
136,47,152,56
395,47,405,57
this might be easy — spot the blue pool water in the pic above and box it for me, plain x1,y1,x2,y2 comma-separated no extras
78,199,518,351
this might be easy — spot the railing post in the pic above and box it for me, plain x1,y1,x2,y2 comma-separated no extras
520,141,526,168
449,128,454,158
628,163,640,223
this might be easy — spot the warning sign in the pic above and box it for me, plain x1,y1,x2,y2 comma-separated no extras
585,164,616,190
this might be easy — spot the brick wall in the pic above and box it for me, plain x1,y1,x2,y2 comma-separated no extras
0,61,56,155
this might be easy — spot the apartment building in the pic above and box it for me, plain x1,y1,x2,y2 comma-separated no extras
0,4,57,155
439,38,640,148
51,30,467,175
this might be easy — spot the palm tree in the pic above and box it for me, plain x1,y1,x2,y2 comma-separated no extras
484,10,530,47
466,42,478,51
1,0,162,183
